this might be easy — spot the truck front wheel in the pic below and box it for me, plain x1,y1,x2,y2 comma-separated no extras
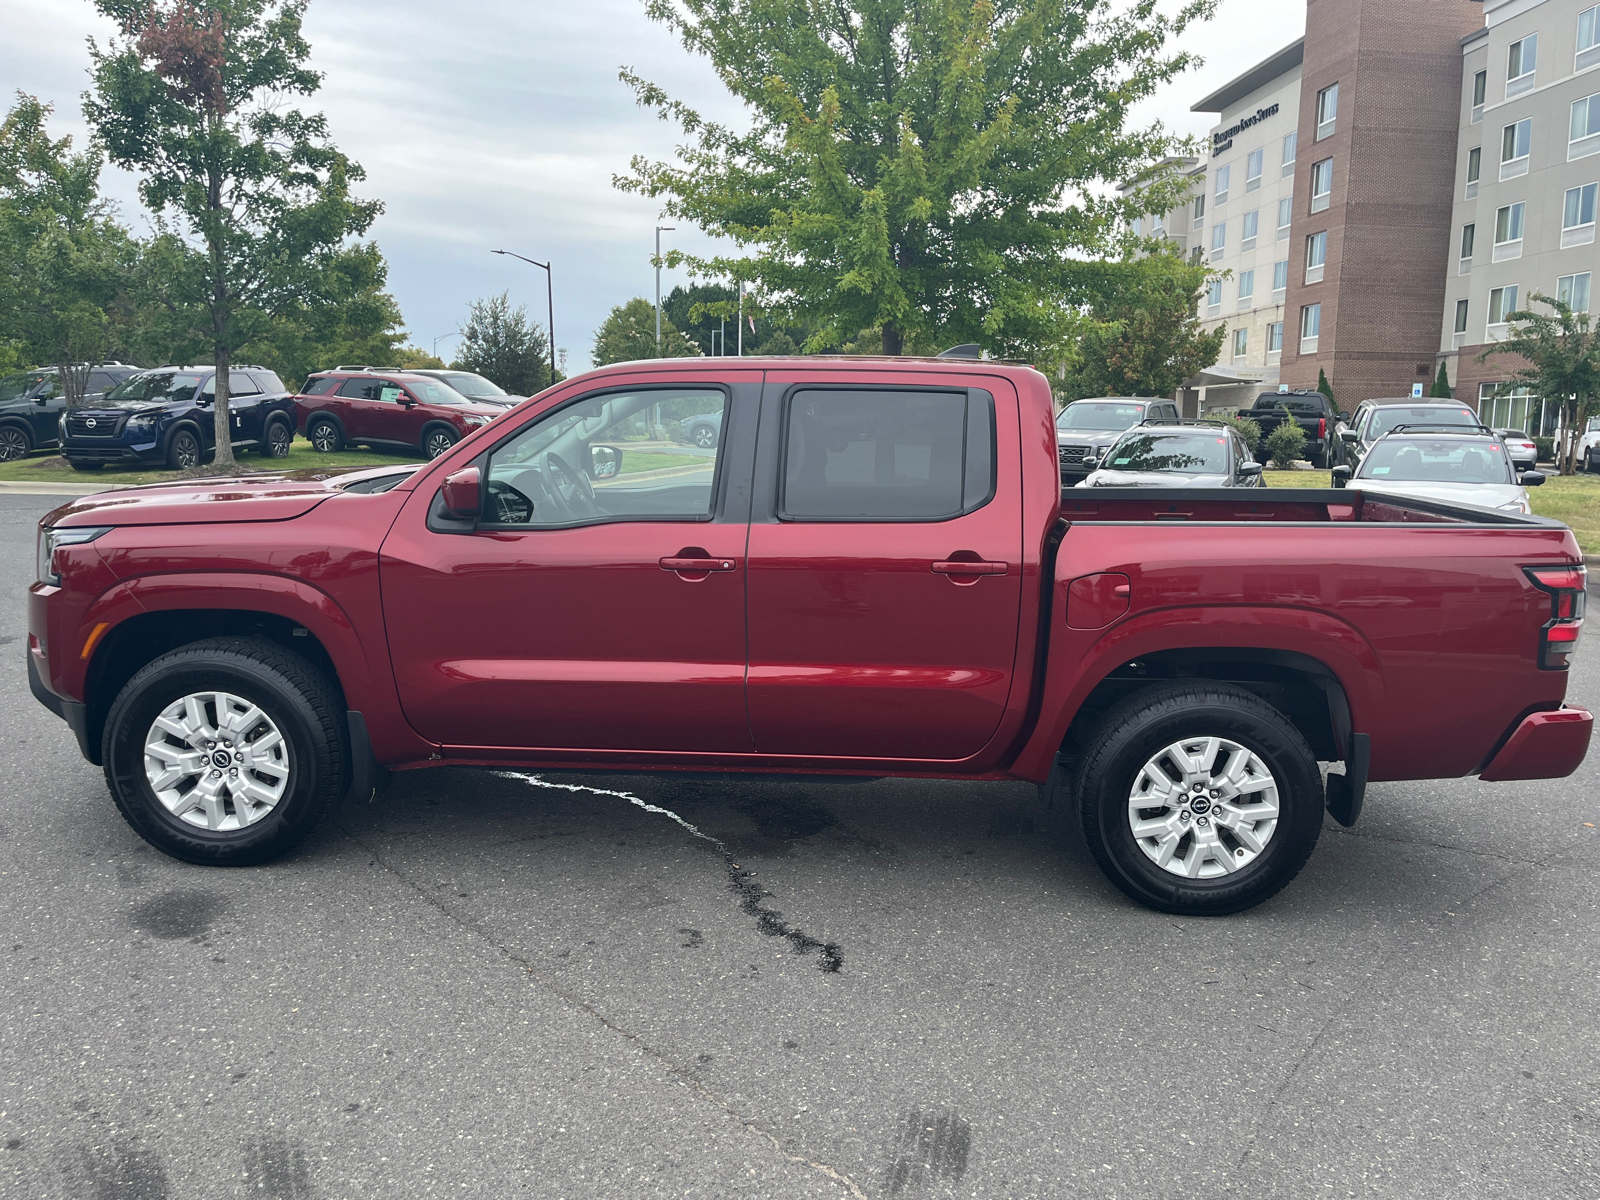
101,637,348,866
1077,682,1323,915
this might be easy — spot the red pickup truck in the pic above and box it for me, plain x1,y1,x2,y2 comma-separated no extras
27,357,1593,915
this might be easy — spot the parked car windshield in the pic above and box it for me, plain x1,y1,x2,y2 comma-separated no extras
0,372,51,401
1057,402,1145,431
1359,438,1513,484
105,371,207,404
1366,405,1478,439
1104,431,1229,474
434,372,507,397
404,379,474,406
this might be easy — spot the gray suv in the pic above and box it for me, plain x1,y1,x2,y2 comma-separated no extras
1055,397,1181,484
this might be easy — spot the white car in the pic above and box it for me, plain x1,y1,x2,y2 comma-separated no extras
1332,428,1543,514
1496,428,1538,472
1578,417,1600,472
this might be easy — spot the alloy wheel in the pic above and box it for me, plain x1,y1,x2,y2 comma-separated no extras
173,433,199,468
1127,735,1280,879
693,425,716,448
142,691,291,831
426,431,454,459
0,427,27,461
267,424,292,457
311,423,337,452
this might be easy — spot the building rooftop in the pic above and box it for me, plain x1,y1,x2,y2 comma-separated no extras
1191,38,1305,114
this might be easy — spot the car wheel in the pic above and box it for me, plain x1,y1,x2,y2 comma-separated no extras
1309,448,1327,470
692,423,718,449
69,460,103,472
167,429,201,470
264,420,293,458
423,428,457,459
1076,681,1324,916
0,425,30,461
101,637,348,866
308,417,343,453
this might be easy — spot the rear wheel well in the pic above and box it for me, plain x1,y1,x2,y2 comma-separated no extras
1062,648,1350,765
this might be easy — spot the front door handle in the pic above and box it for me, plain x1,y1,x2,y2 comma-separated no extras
660,556,737,572
932,559,1008,576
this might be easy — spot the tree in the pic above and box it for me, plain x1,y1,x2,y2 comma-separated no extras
86,0,382,467
1264,418,1307,469
1056,250,1225,401
618,0,1216,358
1481,293,1600,475
1428,362,1452,398
1316,368,1335,410
592,298,701,366
452,292,554,395
394,347,446,370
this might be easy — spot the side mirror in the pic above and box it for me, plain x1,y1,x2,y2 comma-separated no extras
440,466,481,518
1339,430,1358,443
1339,412,1351,421
589,444,621,479
1520,471,1547,487
1330,465,1353,489
1238,461,1262,477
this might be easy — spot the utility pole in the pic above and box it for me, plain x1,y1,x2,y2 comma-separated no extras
490,249,557,385
737,281,743,357
654,226,674,353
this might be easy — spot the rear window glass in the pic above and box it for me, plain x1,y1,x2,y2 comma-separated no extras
1361,439,1512,484
302,376,337,395
252,371,286,394
1106,431,1230,474
1367,406,1478,438
781,389,994,521
1057,402,1145,431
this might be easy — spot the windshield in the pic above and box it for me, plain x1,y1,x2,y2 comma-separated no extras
403,379,473,406
438,372,507,397
1104,431,1229,474
1366,405,1478,439
0,372,51,401
104,371,207,404
1058,402,1145,431
1359,438,1513,484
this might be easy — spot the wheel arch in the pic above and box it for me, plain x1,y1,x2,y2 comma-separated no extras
419,419,458,448
164,418,206,451
0,416,34,451
305,410,347,438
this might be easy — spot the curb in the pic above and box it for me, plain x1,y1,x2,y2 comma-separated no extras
0,481,111,496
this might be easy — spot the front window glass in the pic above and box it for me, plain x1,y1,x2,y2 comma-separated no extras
1360,438,1512,484
1564,183,1598,229
1104,431,1229,475
106,371,206,404
1572,94,1600,142
1057,402,1147,431
486,388,726,527
0,372,52,401
1558,272,1593,312
1502,118,1531,162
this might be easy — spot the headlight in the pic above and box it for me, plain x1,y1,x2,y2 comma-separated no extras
36,526,111,587
462,415,488,427
125,414,157,432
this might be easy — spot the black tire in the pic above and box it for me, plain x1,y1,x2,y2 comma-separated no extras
423,426,457,459
308,417,343,453
69,460,103,472
101,637,348,867
167,428,201,470
1309,447,1327,470
1077,681,1324,916
0,424,30,461
264,419,293,458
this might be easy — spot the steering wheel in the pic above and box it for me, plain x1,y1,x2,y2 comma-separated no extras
486,479,535,524
543,451,597,519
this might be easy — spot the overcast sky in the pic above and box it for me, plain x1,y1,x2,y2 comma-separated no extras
4,0,1304,370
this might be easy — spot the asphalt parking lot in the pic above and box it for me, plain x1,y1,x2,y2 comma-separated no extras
2,491,1597,1199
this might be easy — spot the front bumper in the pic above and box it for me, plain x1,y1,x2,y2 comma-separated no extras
61,444,159,465
1479,707,1593,781
28,649,96,762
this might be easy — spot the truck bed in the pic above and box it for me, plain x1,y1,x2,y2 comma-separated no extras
1061,486,1550,527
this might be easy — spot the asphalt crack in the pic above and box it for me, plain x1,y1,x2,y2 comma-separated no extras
499,771,844,973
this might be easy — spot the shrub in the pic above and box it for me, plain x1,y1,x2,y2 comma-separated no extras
1264,419,1307,469
1219,415,1263,457
1534,436,1555,462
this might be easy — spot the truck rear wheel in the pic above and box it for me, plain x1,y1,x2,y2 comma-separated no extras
101,637,348,867
1076,682,1323,915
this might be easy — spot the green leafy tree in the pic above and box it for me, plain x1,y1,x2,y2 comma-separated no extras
451,291,555,395
1056,250,1225,401
86,0,382,467
1481,293,1600,474
1264,417,1307,469
243,242,406,386
592,297,701,366
394,347,446,370
1220,414,1262,457
1316,367,1336,410
1428,362,1452,398
618,0,1216,357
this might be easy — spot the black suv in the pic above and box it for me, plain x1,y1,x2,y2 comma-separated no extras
59,366,296,471
0,364,141,461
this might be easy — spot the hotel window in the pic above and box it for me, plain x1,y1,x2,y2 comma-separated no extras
1233,328,1248,361
1246,148,1264,192
1582,6,1600,72
1152,212,1163,232
1211,222,1226,258
1558,271,1593,312
1500,118,1532,179
1472,69,1487,123
1300,303,1321,354
1310,158,1333,213
1238,269,1256,305
1282,131,1297,176
1206,278,1223,310
1215,165,1231,203
1459,222,1475,273
1316,83,1339,140
1193,193,1206,230
1465,146,1481,198
1276,196,1292,240
1564,182,1598,246
1305,231,1327,284
1507,34,1537,97
1273,258,1289,293
1131,216,1142,236
1488,284,1520,327
1241,208,1259,249
1493,202,1525,260
1454,299,1469,345
1572,93,1600,159
1267,322,1283,354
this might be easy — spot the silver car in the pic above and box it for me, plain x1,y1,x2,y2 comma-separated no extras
1333,428,1544,514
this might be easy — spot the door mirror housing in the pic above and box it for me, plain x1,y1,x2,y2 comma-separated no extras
440,466,481,518
1238,461,1262,477
1520,470,1547,487
1339,429,1358,443
1330,465,1353,489
589,444,621,479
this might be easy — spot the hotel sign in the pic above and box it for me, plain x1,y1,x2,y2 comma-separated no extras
1211,103,1280,156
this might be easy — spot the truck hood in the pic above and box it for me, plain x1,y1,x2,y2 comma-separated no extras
1354,478,1530,513
1079,469,1234,487
44,474,344,528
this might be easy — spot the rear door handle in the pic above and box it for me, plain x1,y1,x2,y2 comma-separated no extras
932,560,1008,576
659,556,737,572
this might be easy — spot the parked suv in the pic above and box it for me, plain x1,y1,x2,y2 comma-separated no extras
0,364,141,461
58,366,295,471
1055,397,1181,483
294,368,503,459
407,369,523,409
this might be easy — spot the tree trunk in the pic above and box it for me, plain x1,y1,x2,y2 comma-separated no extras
207,148,235,469
881,323,903,356
213,342,233,469
56,359,92,410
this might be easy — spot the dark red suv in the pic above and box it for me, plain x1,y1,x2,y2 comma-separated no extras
294,368,504,459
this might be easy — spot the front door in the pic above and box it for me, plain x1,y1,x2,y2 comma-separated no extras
381,374,758,754
744,374,1025,762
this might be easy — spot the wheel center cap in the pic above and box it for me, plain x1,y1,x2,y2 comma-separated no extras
1190,797,1211,815
210,750,233,768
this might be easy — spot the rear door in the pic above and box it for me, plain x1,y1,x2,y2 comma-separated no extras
334,376,384,440
226,370,263,445
744,371,1024,761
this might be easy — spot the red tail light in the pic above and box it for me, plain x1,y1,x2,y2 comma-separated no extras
1317,418,1326,439
1525,565,1586,670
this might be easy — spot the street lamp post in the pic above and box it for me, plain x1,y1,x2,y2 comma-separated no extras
432,332,460,359
490,249,557,384
654,226,674,353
